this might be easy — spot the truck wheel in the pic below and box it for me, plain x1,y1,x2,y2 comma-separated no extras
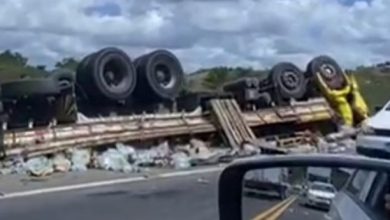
49,69,75,90
306,55,346,90
54,89,78,124
270,62,306,104
77,53,95,74
134,49,184,101
1,78,60,99
77,47,137,101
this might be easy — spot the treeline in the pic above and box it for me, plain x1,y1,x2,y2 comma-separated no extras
0,50,80,82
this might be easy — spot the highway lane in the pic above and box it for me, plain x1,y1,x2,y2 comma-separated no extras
0,171,331,220
243,193,328,220
0,172,220,220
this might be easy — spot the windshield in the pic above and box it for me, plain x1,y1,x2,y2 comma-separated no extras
385,103,390,111
310,184,335,193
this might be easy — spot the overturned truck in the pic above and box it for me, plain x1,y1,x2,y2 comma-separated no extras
0,47,365,161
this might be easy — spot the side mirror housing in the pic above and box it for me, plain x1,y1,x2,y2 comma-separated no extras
218,154,390,220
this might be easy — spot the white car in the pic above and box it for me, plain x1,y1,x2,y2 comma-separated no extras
357,100,390,158
299,181,336,210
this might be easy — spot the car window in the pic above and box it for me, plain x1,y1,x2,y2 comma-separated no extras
385,101,390,111
366,173,389,219
344,170,389,219
345,170,376,201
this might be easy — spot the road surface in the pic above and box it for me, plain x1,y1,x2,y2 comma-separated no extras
243,192,328,220
0,171,330,220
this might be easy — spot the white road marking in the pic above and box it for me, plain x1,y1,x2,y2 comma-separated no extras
0,167,223,200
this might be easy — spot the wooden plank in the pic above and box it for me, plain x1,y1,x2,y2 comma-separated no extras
230,99,256,140
2,98,334,156
210,100,239,148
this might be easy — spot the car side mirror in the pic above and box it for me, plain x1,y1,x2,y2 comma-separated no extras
218,154,390,220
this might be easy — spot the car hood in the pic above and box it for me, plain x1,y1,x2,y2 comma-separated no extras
308,190,335,199
367,110,390,129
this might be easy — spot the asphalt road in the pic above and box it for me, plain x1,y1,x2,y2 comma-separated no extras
0,172,220,220
243,193,328,220
0,171,330,220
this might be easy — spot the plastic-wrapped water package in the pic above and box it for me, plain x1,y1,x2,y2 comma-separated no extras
171,152,190,169
53,153,71,172
12,156,27,174
25,156,54,176
133,141,171,167
71,149,91,172
0,156,27,175
134,150,155,166
97,149,133,173
154,141,170,158
116,143,135,156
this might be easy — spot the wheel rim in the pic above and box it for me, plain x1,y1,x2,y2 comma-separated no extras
154,64,175,89
281,71,299,90
320,64,337,79
101,59,130,92
58,79,71,89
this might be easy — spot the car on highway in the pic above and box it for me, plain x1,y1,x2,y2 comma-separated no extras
328,169,389,220
299,181,336,210
243,167,290,199
357,99,390,158
218,154,390,220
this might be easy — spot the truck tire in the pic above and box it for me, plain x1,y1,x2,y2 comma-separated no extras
78,53,95,70
134,49,184,101
306,55,346,90
54,87,78,124
1,78,60,99
270,62,306,103
77,47,137,101
50,69,75,90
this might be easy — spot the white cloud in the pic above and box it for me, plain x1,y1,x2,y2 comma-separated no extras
0,0,389,72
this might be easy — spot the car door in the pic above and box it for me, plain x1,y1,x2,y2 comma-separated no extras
328,170,388,220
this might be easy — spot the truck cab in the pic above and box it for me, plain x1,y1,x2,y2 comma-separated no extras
243,167,290,199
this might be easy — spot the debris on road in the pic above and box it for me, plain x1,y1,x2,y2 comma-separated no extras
25,156,54,177
70,149,90,172
53,153,71,172
197,177,210,184
0,129,359,177
97,148,134,173
171,152,191,169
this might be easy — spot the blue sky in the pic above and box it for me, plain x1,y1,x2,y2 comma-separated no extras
85,2,121,17
0,0,388,71
338,0,366,6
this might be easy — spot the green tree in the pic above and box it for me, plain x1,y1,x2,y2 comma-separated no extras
0,50,28,66
55,57,79,71
202,68,231,90
230,67,254,80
